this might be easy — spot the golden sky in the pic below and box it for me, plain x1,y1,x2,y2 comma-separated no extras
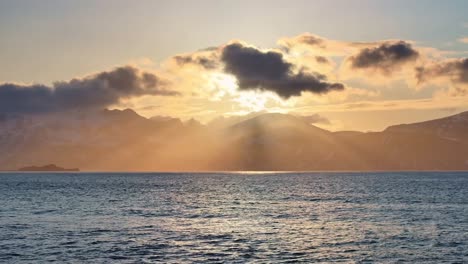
113,34,468,131
1,1,468,131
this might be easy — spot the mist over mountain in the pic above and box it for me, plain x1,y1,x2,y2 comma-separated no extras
1,109,468,171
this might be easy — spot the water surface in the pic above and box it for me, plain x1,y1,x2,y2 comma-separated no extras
1,172,467,263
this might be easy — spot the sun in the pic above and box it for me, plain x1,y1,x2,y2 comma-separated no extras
214,73,270,112
208,72,293,114
210,73,238,93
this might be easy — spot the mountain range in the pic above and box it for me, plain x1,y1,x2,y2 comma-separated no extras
1,109,468,171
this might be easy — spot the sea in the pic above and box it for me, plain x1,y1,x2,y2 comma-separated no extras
1,172,467,263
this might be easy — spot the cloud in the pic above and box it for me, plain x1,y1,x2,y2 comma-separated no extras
173,54,218,70
347,41,419,75
315,56,330,64
345,102,373,109
416,58,468,84
415,58,468,95
0,66,178,114
278,33,378,57
220,43,345,99
292,34,326,48
278,33,342,56
300,113,331,125
458,37,468,44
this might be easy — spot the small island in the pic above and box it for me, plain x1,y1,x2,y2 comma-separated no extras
18,164,80,172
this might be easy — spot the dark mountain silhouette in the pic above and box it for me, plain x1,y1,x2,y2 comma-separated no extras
1,109,468,171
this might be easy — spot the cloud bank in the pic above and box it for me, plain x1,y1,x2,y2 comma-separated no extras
2,32,467,123
0,66,178,114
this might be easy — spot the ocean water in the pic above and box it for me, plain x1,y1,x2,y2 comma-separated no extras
0,172,467,263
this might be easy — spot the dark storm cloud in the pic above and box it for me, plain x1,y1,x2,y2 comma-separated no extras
416,58,468,84
0,66,178,114
348,41,419,74
220,43,345,99
173,55,218,70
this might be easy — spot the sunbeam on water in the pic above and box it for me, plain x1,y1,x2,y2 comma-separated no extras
1,172,467,263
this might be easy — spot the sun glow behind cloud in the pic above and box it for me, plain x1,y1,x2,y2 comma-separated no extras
2,27,468,131
209,72,238,101
94,30,468,130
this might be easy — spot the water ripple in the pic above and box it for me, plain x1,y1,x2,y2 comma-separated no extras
0,172,467,263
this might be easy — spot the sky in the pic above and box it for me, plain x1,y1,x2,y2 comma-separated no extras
1,0,468,131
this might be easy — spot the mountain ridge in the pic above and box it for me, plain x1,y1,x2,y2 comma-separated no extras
1,109,467,171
